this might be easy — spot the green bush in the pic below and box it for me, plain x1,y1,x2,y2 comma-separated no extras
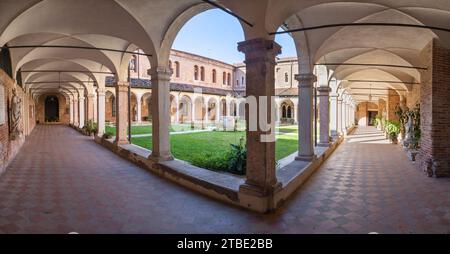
102,131,114,139
191,136,247,175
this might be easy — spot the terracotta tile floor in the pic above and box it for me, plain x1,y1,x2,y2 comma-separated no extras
1,125,449,234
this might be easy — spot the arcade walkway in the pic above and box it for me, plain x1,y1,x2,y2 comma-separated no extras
0,125,449,233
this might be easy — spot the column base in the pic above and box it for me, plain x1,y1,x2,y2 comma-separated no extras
295,154,317,162
317,142,330,147
114,140,130,146
239,181,282,213
149,152,174,162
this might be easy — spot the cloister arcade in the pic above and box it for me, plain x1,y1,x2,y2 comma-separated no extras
1,0,450,216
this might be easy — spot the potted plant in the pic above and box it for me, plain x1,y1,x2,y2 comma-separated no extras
386,120,400,144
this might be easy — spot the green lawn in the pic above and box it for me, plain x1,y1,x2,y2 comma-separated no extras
105,123,202,135
131,131,298,163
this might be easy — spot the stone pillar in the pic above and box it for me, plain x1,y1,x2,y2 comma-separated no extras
204,100,209,123
296,74,317,161
93,92,97,122
175,96,180,124
237,38,281,211
215,98,221,123
87,94,95,122
115,81,130,145
136,93,142,124
78,96,85,128
330,93,338,137
149,67,173,162
191,99,196,123
97,88,106,136
317,86,331,147
337,98,343,134
73,98,79,126
69,99,74,124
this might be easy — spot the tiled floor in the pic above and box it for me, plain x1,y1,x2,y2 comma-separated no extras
0,125,449,234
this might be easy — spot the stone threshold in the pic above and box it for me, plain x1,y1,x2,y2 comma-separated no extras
94,135,344,213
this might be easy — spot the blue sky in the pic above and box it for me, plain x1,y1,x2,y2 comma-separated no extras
172,9,297,64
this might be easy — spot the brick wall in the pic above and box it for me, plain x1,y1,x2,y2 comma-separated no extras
418,39,450,177
356,102,378,126
387,89,400,121
0,69,34,174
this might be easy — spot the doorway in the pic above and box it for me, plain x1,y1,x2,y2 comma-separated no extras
367,111,378,126
45,96,59,122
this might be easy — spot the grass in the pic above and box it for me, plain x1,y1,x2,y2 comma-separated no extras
105,123,207,135
131,131,298,163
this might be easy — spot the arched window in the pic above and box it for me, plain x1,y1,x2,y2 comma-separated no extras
200,66,205,81
285,72,289,83
287,106,292,118
169,60,173,76
212,69,217,83
223,72,226,85
227,73,231,86
175,61,180,78
130,55,137,72
111,96,116,117
282,105,287,118
194,65,199,80
241,77,244,86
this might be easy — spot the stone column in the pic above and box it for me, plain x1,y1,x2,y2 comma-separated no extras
78,96,85,128
175,95,180,124
149,67,173,161
317,86,331,147
97,88,106,136
69,99,74,124
204,100,209,123
115,81,130,145
293,99,298,124
330,93,338,137
296,74,317,161
215,98,221,123
237,38,281,208
136,93,142,124
93,92,97,122
337,98,343,135
73,98,79,126
87,94,95,122
191,99,196,123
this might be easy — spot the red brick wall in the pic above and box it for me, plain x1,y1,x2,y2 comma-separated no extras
418,39,450,177
387,89,400,121
0,69,33,174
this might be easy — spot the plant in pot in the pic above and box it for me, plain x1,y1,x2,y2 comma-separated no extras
386,120,400,144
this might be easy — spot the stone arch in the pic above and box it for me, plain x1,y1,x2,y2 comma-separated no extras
179,95,192,123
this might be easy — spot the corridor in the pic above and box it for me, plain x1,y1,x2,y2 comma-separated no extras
0,125,449,233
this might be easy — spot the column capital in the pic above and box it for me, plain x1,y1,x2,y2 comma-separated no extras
116,81,129,92
148,67,172,81
317,86,332,96
96,88,106,95
88,94,95,98
78,96,85,101
295,73,317,88
238,38,281,64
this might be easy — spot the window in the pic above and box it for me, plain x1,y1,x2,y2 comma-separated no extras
194,65,199,80
0,84,5,125
111,96,116,117
223,72,226,85
200,66,205,81
175,61,180,78
130,55,137,72
212,69,216,83
236,80,239,86
241,77,244,86
285,72,289,83
227,73,231,86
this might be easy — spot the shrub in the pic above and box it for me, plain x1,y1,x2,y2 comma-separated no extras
190,136,247,175
102,131,114,139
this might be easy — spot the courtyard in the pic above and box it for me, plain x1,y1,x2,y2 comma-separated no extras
1,125,449,234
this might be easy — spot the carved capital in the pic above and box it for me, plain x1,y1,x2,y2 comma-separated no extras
148,67,172,82
317,86,332,96
295,73,317,88
116,81,129,92
238,38,281,65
